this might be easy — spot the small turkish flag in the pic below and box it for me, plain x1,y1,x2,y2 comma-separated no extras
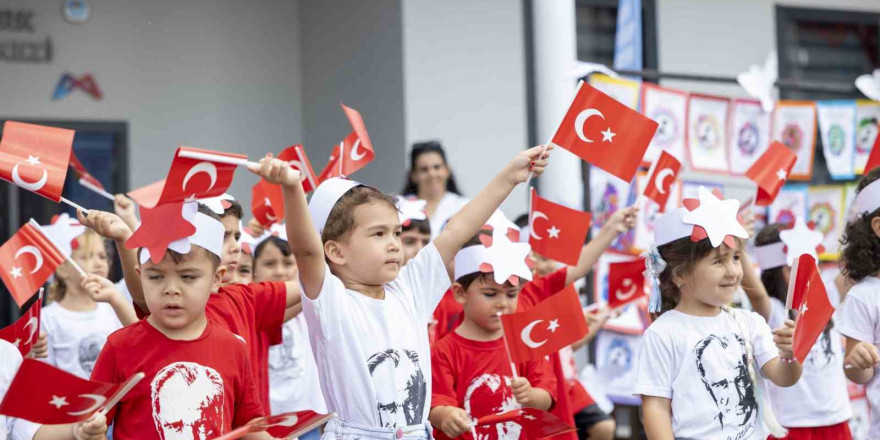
551,82,658,182
643,150,681,212
211,411,334,440
0,359,129,424
0,121,74,203
745,141,797,206
501,285,588,362
788,255,835,363
0,223,66,307
528,188,592,266
69,151,105,191
251,179,284,228
125,201,196,264
127,147,246,208
607,259,647,309
278,144,319,192
865,126,880,174
0,296,42,357
476,408,576,439
317,104,375,180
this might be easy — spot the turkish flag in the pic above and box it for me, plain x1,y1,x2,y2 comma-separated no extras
551,83,658,182
865,126,880,174
528,188,592,266
69,151,105,191
277,144,319,193
0,223,66,307
643,150,681,212
0,296,42,357
127,147,246,208
125,201,196,264
251,179,284,228
0,121,74,203
607,259,647,309
0,359,127,424
501,285,588,362
788,255,835,363
745,141,797,206
317,104,375,181
211,411,333,440
476,408,576,439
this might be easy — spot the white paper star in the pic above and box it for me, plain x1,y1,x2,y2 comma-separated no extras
40,214,86,258
199,193,235,215
601,127,616,142
25,155,41,166
484,210,519,238
547,319,560,333
776,168,787,181
779,217,824,266
396,197,428,224
482,228,533,285
9,266,22,279
547,225,561,239
49,395,69,409
681,186,749,248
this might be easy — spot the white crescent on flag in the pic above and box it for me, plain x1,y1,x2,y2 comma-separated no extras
615,278,637,301
14,246,44,274
66,394,107,416
575,108,605,143
654,168,675,195
529,211,549,241
23,316,39,345
350,139,366,161
521,320,549,348
12,161,48,192
181,162,218,193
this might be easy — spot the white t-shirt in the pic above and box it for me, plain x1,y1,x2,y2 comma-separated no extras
268,314,327,414
303,243,450,428
428,193,468,239
1,340,40,440
765,295,851,427
42,302,123,379
634,308,778,440
834,276,880,438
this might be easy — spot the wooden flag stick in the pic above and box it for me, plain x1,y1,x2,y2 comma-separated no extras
27,219,87,278
496,312,519,379
78,178,115,202
99,372,145,416
338,141,345,178
176,150,260,168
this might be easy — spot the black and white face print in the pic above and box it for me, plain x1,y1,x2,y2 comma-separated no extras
78,333,105,374
366,349,427,428
694,334,757,440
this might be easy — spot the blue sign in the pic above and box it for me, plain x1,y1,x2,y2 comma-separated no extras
613,0,642,72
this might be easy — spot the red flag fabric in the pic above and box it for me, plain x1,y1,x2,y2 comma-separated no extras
251,179,284,228
789,255,835,363
210,411,333,440
745,141,797,206
528,188,592,266
501,285,588,362
551,83,659,182
0,359,123,424
643,150,681,211
0,296,41,356
0,223,66,307
865,125,880,174
124,201,196,264
317,104,375,181
127,147,246,208
316,143,342,182
476,408,576,439
69,151,105,190
0,121,74,202
607,259,647,309
277,144,319,193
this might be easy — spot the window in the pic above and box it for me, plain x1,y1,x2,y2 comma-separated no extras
575,0,658,71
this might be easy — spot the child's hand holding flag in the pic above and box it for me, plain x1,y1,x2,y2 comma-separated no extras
248,155,303,188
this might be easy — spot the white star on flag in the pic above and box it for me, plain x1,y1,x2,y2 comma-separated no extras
49,395,69,409
547,319,560,332
264,197,272,206
482,227,533,285
547,225,561,239
25,155,41,166
776,168,787,181
601,128,616,142
779,217,824,266
681,186,749,248
523,414,537,421
800,300,808,316
12,338,20,347
9,266,22,279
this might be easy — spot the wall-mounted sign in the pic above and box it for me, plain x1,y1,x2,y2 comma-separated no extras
0,9,52,63
62,0,91,24
53,72,102,100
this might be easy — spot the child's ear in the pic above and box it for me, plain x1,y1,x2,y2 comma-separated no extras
324,240,346,265
213,265,226,290
452,282,468,305
871,216,880,238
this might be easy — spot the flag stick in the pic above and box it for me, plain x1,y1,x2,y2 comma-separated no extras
60,197,90,216
526,80,586,183
496,312,519,379
99,372,145,416
338,141,345,178
176,150,260,168
471,424,478,439
28,220,88,278
78,178,115,202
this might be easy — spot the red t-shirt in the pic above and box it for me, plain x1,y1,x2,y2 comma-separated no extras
91,320,264,440
431,331,557,440
134,282,287,412
432,289,463,343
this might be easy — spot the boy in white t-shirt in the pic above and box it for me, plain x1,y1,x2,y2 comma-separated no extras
248,146,550,439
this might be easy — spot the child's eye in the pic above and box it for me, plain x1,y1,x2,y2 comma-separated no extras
182,275,197,281
375,231,384,237
147,275,163,281
395,231,402,237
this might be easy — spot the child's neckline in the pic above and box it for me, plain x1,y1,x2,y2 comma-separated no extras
670,307,724,318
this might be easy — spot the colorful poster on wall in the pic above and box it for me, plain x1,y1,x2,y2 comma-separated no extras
681,180,723,200
592,252,648,335
772,101,817,180
687,94,730,173
855,100,880,175
729,99,772,175
768,184,809,228
589,74,640,110
641,83,688,165
807,185,846,260
632,171,681,252
595,330,643,405
590,168,637,253
817,100,857,180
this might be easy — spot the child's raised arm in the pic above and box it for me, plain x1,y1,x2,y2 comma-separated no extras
246,157,326,300
77,210,144,311
739,251,772,321
565,205,637,285
434,145,552,264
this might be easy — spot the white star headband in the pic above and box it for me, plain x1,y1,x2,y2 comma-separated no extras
41,213,86,258
199,193,235,215
484,210,521,242
139,203,225,264
654,186,749,248
239,223,258,255
395,196,427,226
308,177,362,234
453,228,532,286
853,179,880,217
756,217,825,270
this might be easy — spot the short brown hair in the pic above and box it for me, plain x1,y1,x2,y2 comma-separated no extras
221,200,243,220
322,186,398,243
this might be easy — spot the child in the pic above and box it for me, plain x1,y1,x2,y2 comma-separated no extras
835,168,880,439
250,145,550,438
258,236,326,440
751,223,852,439
89,204,269,439
429,234,557,440
634,188,802,440
42,227,135,379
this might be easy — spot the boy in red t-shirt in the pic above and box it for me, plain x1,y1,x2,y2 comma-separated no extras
429,235,557,440
90,205,268,440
